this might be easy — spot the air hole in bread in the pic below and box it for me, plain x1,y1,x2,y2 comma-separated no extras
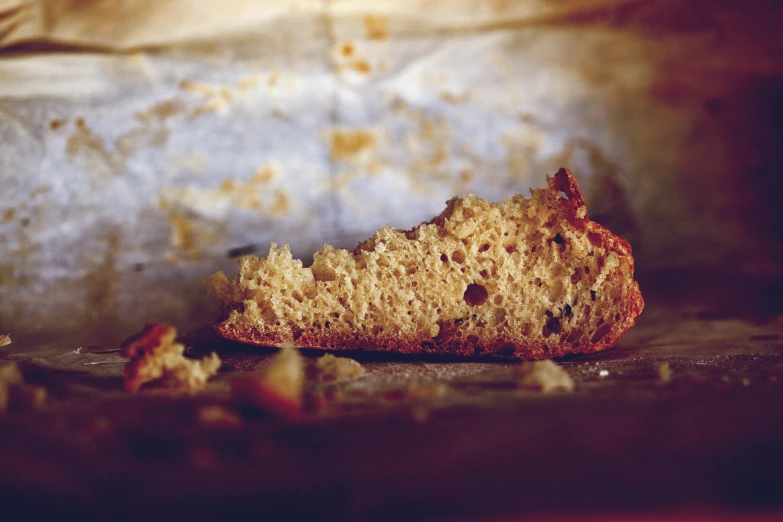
312,265,336,282
493,295,504,305
591,323,611,343
554,233,564,244
451,250,466,264
480,243,490,252
464,284,488,306
542,317,561,338
504,244,517,254
440,254,448,263
467,335,479,344
480,269,489,278
590,290,597,301
492,308,506,325
571,268,581,284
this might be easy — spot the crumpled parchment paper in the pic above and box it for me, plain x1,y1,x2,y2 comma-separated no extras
1,0,781,346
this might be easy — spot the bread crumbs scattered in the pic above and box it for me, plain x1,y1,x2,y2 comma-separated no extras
514,360,574,393
313,354,365,383
120,323,221,393
655,362,672,382
0,361,47,413
230,344,303,417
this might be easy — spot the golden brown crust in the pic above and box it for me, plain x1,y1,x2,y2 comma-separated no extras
210,167,643,360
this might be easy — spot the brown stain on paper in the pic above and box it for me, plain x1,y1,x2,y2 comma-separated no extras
48,118,68,131
363,15,389,40
66,118,118,179
82,230,121,331
160,163,289,258
179,75,262,118
334,42,373,75
0,186,50,287
65,101,183,181
328,130,378,162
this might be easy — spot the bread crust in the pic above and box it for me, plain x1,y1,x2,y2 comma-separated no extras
211,168,643,360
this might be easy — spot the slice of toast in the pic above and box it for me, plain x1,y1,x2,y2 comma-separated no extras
205,168,643,359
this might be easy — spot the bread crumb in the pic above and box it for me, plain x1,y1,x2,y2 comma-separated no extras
514,360,574,393
0,334,10,347
313,354,365,383
120,323,221,393
0,361,47,413
741,378,751,387
230,344,303,417
655,362,672,382
197,405,243,429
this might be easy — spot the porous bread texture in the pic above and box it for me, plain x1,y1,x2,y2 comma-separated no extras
206,168,643,360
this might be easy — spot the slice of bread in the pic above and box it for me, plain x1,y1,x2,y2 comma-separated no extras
205,168,643,359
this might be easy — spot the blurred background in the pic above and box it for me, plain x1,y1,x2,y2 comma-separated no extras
1,0,782,345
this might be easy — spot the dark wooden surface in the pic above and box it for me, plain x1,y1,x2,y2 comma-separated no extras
1,271,782,521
